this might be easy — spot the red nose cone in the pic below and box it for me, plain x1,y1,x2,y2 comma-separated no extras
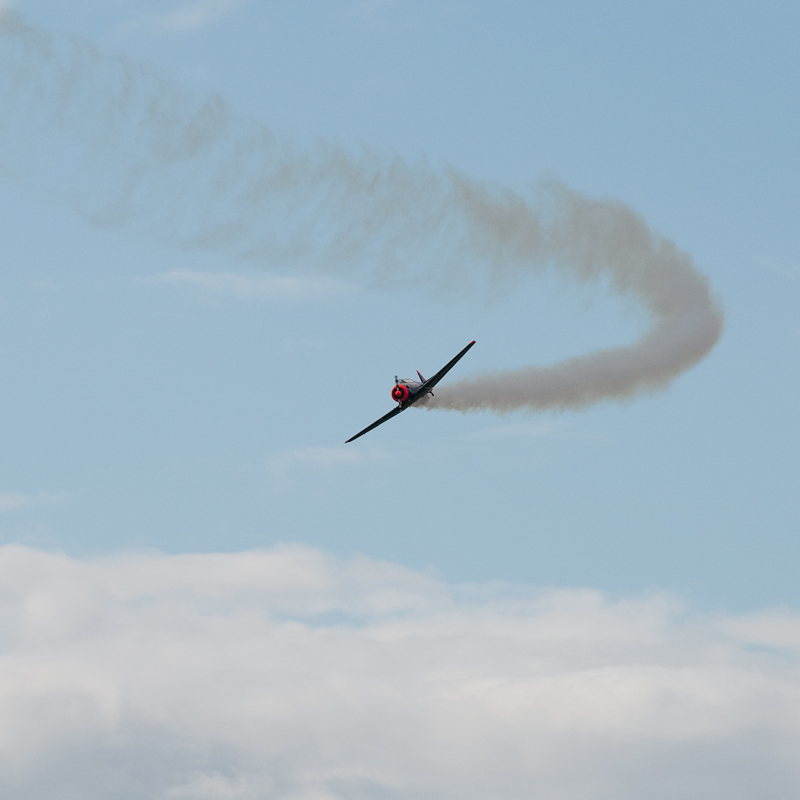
391,384,409,403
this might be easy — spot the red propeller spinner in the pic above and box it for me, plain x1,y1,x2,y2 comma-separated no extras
391,383,410,403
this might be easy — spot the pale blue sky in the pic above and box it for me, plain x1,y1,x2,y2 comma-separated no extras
1,0,799,611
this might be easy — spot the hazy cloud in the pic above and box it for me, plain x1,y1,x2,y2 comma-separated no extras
137,269,349,301
349,0,397,25
266,445,392,480
469,418,565,439
0,490,70,513
0,544,798,799
756,256,800,284
28,278,59,291
154,0,244,31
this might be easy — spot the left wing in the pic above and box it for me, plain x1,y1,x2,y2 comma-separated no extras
345,405,405,443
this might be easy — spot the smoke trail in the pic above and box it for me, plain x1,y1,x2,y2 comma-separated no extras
0,11,722,413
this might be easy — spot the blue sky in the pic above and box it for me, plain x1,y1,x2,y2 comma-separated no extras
1,4,799,795
2,0,797,607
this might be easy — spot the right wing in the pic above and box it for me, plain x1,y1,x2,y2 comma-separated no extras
420,340,476,393
345,405,405,443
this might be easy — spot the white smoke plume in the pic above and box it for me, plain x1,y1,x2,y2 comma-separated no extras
0,543,799,800
0,10,722,413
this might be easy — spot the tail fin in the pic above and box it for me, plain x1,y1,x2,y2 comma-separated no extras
416,370,426,382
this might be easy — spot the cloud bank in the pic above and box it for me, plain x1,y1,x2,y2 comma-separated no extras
0,11,722,414
0,544,798,800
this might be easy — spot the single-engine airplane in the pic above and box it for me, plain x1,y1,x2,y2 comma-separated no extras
345,340,476,443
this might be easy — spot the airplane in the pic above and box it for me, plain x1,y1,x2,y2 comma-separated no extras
345,340,476,443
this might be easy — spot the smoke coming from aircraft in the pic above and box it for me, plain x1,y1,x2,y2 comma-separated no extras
0,11,722,413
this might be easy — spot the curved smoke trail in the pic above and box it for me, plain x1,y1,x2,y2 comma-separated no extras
0,11,722,413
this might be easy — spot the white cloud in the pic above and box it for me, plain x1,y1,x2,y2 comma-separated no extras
0,543,799,799
138,269,348,302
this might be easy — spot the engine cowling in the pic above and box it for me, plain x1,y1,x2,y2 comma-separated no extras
391,384,410,403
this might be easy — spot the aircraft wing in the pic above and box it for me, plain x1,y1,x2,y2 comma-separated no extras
420,340,476,393
345,405,405,443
